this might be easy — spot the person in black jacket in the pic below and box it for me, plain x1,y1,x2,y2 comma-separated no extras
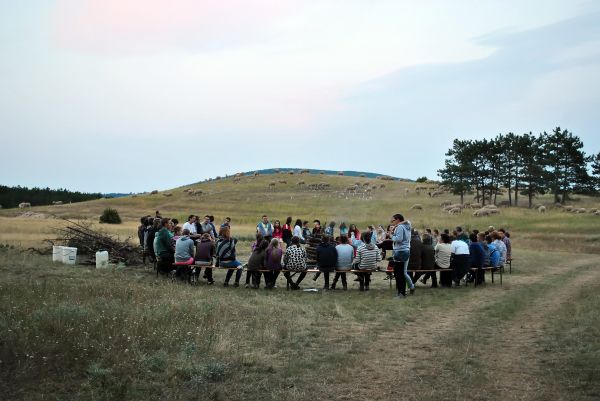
316,236,337,290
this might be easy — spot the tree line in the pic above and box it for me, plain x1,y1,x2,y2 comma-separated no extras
0,185,103,209
438,127,600,207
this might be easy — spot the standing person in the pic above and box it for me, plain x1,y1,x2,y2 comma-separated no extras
293,219,305,244
155,218,175,275
208,216,218,238
316,236,337,290
450,235,470,287
332,235,353,290
456,226,469,244
391,213,414,298
220,217,231,229
247,239,269,289
312,220,322,235
137,217,147,247
272,220,283,242
339,222,349,237
302,221,312,241
432,229,440,247
266,238,283,287
282,217,293,247
194,233,216,285
200,216,215,239
216,227,243,287
435,233,453,287
354,231,382,291
145,218,161,264
324,221,336,237
283,236,308,290
349,224,361,241
257,215,274,242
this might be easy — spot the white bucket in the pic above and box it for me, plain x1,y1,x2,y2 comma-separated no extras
95,251,109,268
52,246,64,263
62,247,78,265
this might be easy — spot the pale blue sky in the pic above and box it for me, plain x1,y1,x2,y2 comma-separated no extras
1,1,599,192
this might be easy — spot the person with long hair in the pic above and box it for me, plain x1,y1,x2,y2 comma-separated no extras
272,220,283,242
282,216,293,247
349,224,360,241
216,226,243,287
293,219,305,243
247,239,269,289
266,238,283,287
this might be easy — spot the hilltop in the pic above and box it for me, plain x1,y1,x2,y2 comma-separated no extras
202,168,410,181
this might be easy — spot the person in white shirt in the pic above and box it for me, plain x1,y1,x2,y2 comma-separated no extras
450,237,470,287
292,218,305,244
182,215,199,238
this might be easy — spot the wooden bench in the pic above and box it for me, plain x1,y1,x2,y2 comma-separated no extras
164,263,503,289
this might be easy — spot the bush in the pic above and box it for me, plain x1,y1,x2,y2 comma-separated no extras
99,208,122,224
416,176,428,183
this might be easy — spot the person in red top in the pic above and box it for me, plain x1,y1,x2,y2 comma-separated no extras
273,220,283,241
349,224,361,241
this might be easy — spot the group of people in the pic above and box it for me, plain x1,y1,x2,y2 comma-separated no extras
137,212,511,299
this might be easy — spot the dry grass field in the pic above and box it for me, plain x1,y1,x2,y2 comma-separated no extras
0,173,599,400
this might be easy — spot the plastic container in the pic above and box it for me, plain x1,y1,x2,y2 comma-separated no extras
52,246,64,263
62,246,78,265
95,251,109,268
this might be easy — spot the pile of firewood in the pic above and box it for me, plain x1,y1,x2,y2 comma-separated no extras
46,219,142,265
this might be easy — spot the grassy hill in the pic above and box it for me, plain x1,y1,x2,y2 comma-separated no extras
1,172,599,253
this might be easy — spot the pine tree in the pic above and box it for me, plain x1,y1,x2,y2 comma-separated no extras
542,127,591,203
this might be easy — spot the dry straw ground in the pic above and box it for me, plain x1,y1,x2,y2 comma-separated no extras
0,174,599,400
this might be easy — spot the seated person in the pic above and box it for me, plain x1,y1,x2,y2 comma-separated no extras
216,227,243,287
316,236,338,290
467,233,485,284
332,235,354,290
414,233,437,287
283,236,308,290
195,233,216,284
353,231,382,291
247,239,270,289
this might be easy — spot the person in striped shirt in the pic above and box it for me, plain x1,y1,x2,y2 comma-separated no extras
354,231,382,291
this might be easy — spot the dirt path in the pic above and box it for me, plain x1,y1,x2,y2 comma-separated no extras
473,259,600,401
312,255,599,401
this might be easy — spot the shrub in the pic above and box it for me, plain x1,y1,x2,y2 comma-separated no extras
416,176,428,183
99,208,122,224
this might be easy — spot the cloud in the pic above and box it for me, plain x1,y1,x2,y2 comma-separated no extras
323,12,600,178
52,0,310,54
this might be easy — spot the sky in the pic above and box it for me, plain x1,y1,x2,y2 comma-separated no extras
1,0,599,193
